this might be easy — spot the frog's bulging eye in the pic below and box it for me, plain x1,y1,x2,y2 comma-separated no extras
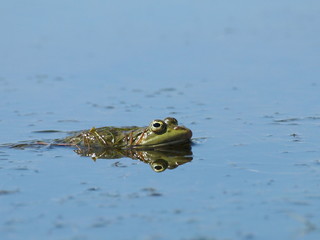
164,117,178,126
150,120,167,134
151,159,168,172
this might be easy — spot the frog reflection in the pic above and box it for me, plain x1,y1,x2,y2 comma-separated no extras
74,145,193,172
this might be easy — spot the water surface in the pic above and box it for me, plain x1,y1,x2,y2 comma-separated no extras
1,1,320,240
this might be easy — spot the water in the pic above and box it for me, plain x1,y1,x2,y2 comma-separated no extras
1,1,320,239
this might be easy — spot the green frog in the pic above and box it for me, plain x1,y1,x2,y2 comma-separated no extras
54,117,192,149
2,117,193,171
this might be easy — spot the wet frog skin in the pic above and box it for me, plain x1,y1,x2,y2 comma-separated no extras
56,117,192,149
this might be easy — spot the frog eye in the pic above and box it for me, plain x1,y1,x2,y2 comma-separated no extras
164,117,178,126
151,159,168,172
150,120,167,134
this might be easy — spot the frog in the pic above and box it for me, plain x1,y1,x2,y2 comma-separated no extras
53,117,192,149
1,117,193,171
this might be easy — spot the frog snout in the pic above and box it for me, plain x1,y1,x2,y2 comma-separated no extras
173,126,192,139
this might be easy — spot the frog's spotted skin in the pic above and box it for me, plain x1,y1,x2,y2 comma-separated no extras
57,117,192,149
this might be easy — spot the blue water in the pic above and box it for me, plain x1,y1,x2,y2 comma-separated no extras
1,1,320,240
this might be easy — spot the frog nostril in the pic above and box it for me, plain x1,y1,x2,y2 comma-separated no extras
174,126,186,130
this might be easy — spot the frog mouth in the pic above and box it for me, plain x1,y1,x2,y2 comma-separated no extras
133,129,192,149
132,139,192,149
151,138,192,147
155,128,193,147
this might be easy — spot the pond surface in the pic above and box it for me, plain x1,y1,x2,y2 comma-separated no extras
1,1,320,240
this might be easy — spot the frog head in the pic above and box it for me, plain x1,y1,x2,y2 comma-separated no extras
133,117,192,147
